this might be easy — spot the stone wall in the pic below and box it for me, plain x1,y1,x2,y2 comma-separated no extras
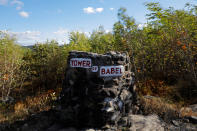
59,51,138,128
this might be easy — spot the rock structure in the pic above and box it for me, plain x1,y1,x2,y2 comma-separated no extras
59,51,138,128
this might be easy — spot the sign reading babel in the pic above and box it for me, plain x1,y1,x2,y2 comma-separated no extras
70,57,124,77
100,66,124,77
70,58,92,68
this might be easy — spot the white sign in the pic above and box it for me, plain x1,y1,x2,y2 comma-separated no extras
70,58,91,68
100,66,124,77
91,66,98,72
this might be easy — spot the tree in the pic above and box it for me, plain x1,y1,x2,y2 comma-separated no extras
89,26,115,53
67,31,91,52
113,8,142,73
0,32,27,102
25,40,66,91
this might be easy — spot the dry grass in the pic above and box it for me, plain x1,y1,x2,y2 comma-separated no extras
139,96,180,122
137,79,197,122
179,107,197,117
0,88,61,124
136,80,174,98
140,95,197,122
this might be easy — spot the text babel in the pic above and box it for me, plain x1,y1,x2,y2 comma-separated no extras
70,58,92,68
100,66,124,77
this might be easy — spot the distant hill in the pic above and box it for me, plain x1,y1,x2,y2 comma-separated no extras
22,45,34,49
22,45,64,49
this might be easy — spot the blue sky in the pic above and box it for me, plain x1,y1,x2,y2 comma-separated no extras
0,0,197,45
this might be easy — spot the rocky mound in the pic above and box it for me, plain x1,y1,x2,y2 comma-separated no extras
59,51,139,128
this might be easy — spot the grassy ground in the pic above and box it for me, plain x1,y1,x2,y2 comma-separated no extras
137,79,197,122
0,79,196,125
0,86,61,124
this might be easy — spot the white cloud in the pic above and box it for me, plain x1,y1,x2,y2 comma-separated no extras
138,23,147,29
110,8,114,11
2,30,41,45
0,0,24,9
9,31,41,40
19,11,29,18
83,7,104,14
11,0,24,10
83,7,95,14
2,30,70,45
95,8,103,13
105,29,112,33
1,29,93,45
0,0,8,5
54,29,68,35
11,0,23,5
84,31,90,37
3,29,69,45
53,28,69,45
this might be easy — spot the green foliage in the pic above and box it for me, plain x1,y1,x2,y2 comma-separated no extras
89,26,115,53
142,2,197,81
0,2,196,104
112,3,197,101
67,31,91,52
113,8,138,52
24,40,66,90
